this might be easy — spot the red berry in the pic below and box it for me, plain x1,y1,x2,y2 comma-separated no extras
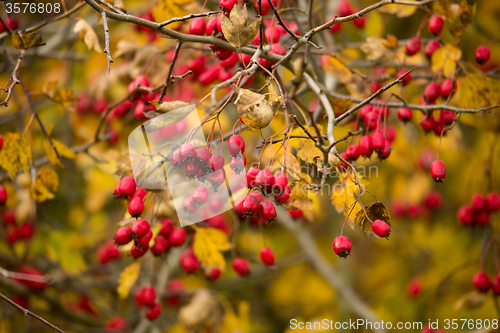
472,271,491,292
440,110,455,125
428,15,444,35
134,187,147,200
424,190,442,210
189,17,206,36
198,66,220,85
151,235,170,255
6,227,18,244
259,200,277,223
260,247,275,265
406,278,422,298
242,194,259,217
132,219,150,239
246,166,260,188
337,0,352,16
115,225,132,245
421,326,434,333
17,267,46,290
169,227,187,246
128,197,144,218
227,135,245,155
140,286,156,306
275,185,291,204
272,172,288,194
372,220,391,238
105,316,127,332
440,78,455,99
475,45,491,65
397,108,413,123
371,131,384,151
193,186,209,206
492,273,500,295
2,210,16,224
205,17,219,35
0,136,3,150
166,279,184,306
329,21,342,34
159,218,173,236
332,236,352,258
476,211,490,226
145,303,161,320
195,147,210,166
17,222,33,239
210,169,226,191
457,205,474,225
423,82,441,103
136,229,153,249
345,145,360,162
430,160,446,182
220,52,238,68
288,209,303,219
471,193,486,211
397,69,412,86
259,43,286,68
180,143,195,161
406,38,421,55
205,267,222,281
232,257,250,276
353,15,365,28
486,192,500,212
229,155,245,174
420,114,436,132
358,136,373,158
254,169,274,193
364,111,379,129
210,153,225,171
180,249,199,273
265,26,282,43
220,0,237,12
258,0,278,15
171,149,184,168
119,177,136,198
131,244,148,258
424,40,441,59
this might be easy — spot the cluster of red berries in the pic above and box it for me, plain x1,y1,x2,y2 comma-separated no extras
113,176,147,218
115,217,185,259
235,167,291,224
392,190,443,219
329,0,365,34
1,209,35,245
405,15,444,57
472,270,500,295
76,94,108,114
105,76,156,121
14,267,47,290
134,286,162,320
457,192,500,226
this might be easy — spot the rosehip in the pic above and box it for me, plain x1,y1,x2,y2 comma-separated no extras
440,110,455,125
172,149,184,168
0,185,7,205
16,267,46,290
358,136,373,158
134,187,147,200
145,303,161,320
131,244,148,258
18,222,34,240
423,82,441,103
180,249,199,273
424,190,442,210
420,114,435,132
220,0,237,12
246,166,260,188
193,186,209,206
229,155,245,174
430,160,446,182
476,211,490,226
424,40,440,59
471,193,486,211
228,135,245,155
189,17,206,36
259,200,277,223
332,235,352,258
254,169,274,193
260,247,275,265
272,172,288,195
472,271,491,292
128,197,144,217
205,17,219,35
159,218,173,236
210,153,225,171
397,69,412,86
169,227,186,246
440,78,455,99
492,273,500,295
205,267,222,281
428,15,444,35
232,257,250,276
457,205,474,225
119,177,136,198
151,235,170,255
371,131,384,151
195,147,210,166
397,108,413,123
406,278,422,298
372,219,391,238
486,192,500,212
475,45,490,65
132,219,150,239
242,194,259,217
136,230,153,249
345,145,360,162
220,52,238,68
274,185,291,204
210,169,226,191
141,286,156,306
406,38,421,55
337,0,352,16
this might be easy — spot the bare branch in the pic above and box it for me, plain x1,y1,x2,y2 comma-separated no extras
157,11,219,28
159,40,183,101
101,11,113,73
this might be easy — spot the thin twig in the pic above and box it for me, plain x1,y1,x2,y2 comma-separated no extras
159,40,183,101
101,11,113,73
157,11,219,28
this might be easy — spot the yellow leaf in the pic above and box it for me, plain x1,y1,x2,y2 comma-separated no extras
221,3,262,48
364,10,384,37
232,85,278,130
331,172,366,223
46,231,87,274
459,0,476,27
297,140,322,164
379,3,418,18
74,19,102,53
42,81,78,109
117,262,141,299
360,37,395,66
152,0,193,30
29,167,59,202
0,133,32,179
221,301,251,333
354,202,391,238
284,150,301,179
431,44,462,78
459,73,500,110
44,138,76,167
12,32,44,50
192,226,231,271
432,0,455,21
322,56,364,97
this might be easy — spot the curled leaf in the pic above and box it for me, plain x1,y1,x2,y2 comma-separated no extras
12,32,44,50
232,85,278,130
74,19,102,53
354,202,391,237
